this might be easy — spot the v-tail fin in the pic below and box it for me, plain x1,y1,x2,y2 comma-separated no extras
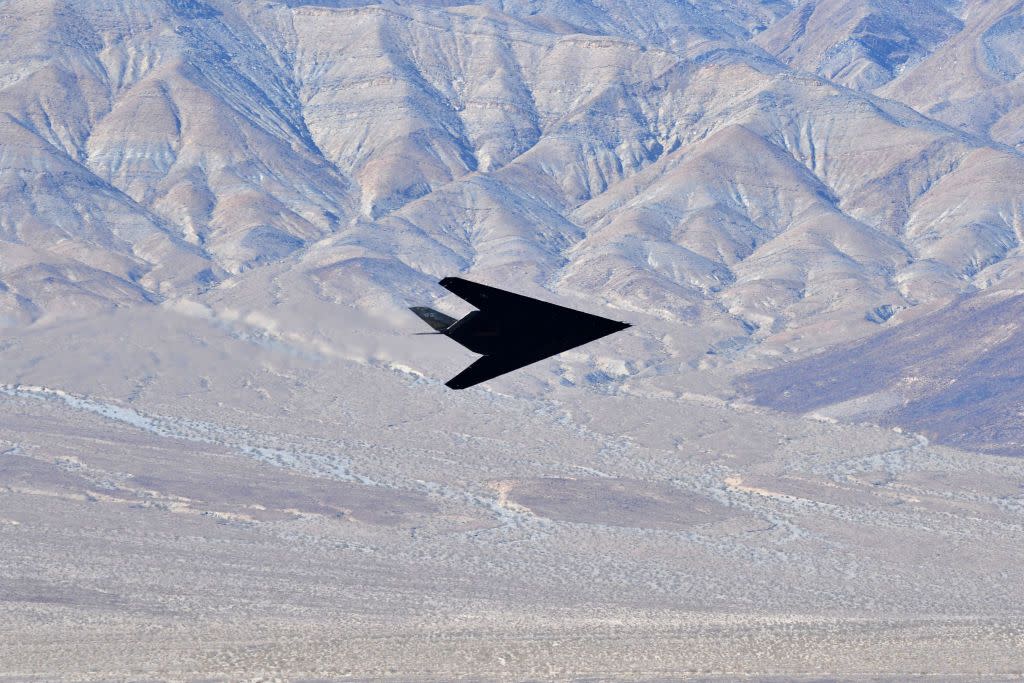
409,306,457,332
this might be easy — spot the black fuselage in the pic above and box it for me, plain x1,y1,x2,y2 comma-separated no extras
444,307,629,359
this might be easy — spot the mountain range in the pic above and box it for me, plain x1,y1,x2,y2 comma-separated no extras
2,0,1023,453
6,2,1024,678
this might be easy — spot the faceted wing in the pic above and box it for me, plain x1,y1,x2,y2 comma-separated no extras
440,276,580,318
445,350,552,390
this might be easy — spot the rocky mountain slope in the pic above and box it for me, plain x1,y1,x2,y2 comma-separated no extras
1,0,1023,450
4,4,1024,679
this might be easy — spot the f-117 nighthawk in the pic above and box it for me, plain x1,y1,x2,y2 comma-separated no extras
410,277,631,389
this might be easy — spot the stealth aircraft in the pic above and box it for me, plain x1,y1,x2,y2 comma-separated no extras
411,277,631,389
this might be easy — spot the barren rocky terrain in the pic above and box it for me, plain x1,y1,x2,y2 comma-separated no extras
2,0,1024,679
3,312,1024,679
